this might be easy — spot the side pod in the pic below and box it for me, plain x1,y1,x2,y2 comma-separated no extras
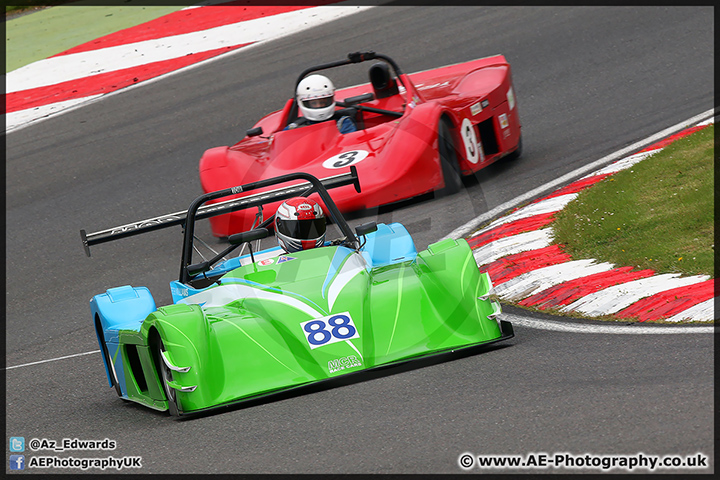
90,286,156,394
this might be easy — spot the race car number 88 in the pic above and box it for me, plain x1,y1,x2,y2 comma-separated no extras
300,312,360,349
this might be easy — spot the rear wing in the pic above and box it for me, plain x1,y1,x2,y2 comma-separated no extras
81,168,361,281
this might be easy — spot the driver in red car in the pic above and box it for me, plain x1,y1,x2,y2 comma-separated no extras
287,74,357,134
274,197,327,253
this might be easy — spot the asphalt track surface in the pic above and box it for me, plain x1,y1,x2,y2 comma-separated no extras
5,6,715,475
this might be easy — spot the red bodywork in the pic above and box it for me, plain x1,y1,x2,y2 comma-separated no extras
200,54,521,237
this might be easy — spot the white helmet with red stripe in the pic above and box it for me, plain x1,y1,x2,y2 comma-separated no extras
275,197,326,253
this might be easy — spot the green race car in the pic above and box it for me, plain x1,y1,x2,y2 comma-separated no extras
82,169,513,416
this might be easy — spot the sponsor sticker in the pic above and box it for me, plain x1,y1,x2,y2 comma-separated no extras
171,285,190,298
328,355,362,373
258,258,275,266
470,101,483,116
499,113,509,129
300,312,359,349
481,99,490,108
322,150,369,169
276,256,296,264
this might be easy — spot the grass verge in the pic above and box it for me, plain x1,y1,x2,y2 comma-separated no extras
552,124,714,277
5,2,74,17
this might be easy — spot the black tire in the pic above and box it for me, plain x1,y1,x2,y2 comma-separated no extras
505,134,523,161
156,338,180,416
95,315,123,397
437,118,462,196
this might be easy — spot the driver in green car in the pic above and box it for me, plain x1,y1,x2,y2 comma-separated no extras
274,197,328,252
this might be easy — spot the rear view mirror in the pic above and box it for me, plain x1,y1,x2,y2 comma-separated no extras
246,126,263,137
355,221,377,237
228,228,270,245
187,261,210,277
343,93,374,106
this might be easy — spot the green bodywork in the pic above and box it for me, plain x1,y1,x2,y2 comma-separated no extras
98,227,507,415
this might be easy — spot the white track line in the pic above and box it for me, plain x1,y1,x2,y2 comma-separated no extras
583,150,658,178
5,350,100,370
441,108,716,241
503,313,714,334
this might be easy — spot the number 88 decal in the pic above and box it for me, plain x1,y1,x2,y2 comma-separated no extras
300,312,360,349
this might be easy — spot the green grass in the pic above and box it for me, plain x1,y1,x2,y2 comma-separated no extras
6,1,191,73
552,125,714,277
5,2,72,16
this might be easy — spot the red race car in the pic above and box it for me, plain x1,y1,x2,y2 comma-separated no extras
200,51,521,237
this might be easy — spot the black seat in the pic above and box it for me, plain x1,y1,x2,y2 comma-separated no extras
369,62,399,99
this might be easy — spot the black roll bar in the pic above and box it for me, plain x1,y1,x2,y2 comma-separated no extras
294,51,405,90
288,51,406,124
81,168,361,282
177,170,359,283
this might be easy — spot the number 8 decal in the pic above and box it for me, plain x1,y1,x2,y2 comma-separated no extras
304,320,332,346
328,314,356,339
300,312,360,349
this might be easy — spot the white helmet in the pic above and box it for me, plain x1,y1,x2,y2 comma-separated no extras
296,74,336,122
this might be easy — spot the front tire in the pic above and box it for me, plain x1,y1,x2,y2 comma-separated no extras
156,338,180,416
95,315,123,398
437,118,462,196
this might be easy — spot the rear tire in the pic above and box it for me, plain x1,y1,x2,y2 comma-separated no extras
156,338,180,416
437,118,462,196
505,134,523,161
